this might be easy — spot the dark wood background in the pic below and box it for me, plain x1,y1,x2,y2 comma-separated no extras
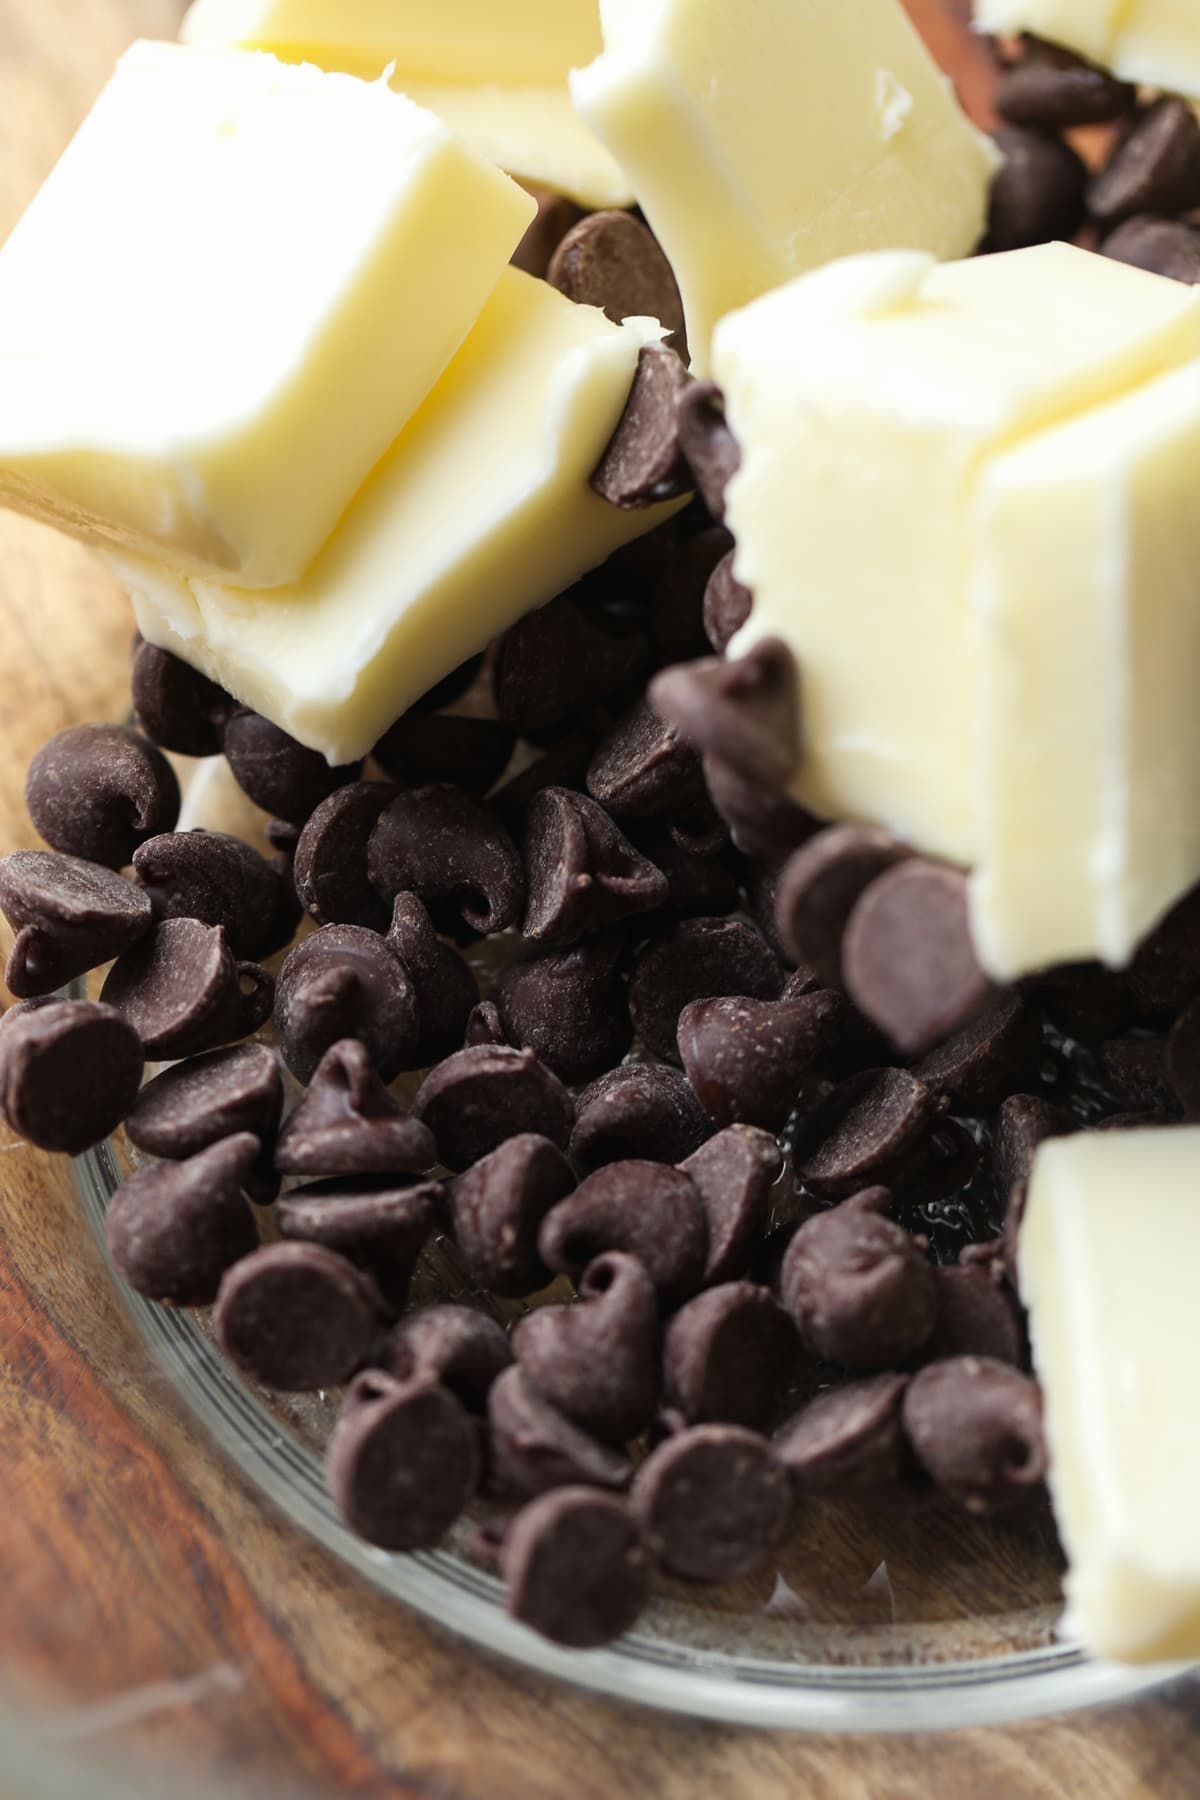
0,2,1197,1792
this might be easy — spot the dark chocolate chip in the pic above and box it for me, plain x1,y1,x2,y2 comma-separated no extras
101,918,273,1059
368,784,525,937
26,724,181,869
412,1045,574,1172
591,344,694,509
494,932,633,1085
409,656,486,716
0,849,152,998
586,698,706,821
678,990,843,1131
511,186,586,278
381,1304,513,1413
702,757,816,861
1166,995,1200,1118
776,1374,915,1506
292,782,396,931
126,1042,283,1163
0,998,143,1154
675,382,741,524
502,1487,651,1648
993,1093,1073,1217
681,1125,782,1284
372,714,516,795
513,1251,659,1443
274,1039,435,1177
631,1424,790,1583
448,1133,576,1298
913,992,1039,1112
650,638,800,791
924,1265,1025,1368
774,825,912,987
843,861,993,1057
104,1132,260,1305
663,1283,797,1429
274,926,420,1085
983,125,1087,252
569,1063,713,1170
629,915,783,1062
538,1161,707,1307
781,1188,938,1369
386,893,479,1066
486,1365,633,1501
1090,97,1200,225
703,552,753,653
522,787,667,946
1128,883,1200,1018
902,1357,1046,1514
1103,215,1200,283
548,210,686,349
1099,1037,1179,1116
327,1371,479,1550
645,525,734,668
130,637,235,758
494,591,649,740
133,830,299,960
792,1070,941,1199
997,45,1135,129
221,708,362,825
624,819,741,920
492,730,597,831
215,1241,377,1391
464,999,508,1048
276,1175,439,1313
1025,960,1134,1042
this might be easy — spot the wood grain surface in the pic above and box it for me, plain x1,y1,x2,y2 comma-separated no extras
0,3,1197,1795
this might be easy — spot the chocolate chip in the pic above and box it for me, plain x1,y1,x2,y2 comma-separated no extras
997,45,1135,129
126,1042,283,1163
368,785,525,938
277,1176,440,1314
675,382,741,524
492,730,596,831
373,714,516,795
913,992,1039,1112
1103,215,1200,283
448,1133,576,1298
548,210,686,350
274,1039,435,1177
902,1358,1046,1514
843,861,993,1057
101,918,272,1059
1128,883,1200,1018
133,830,299,961
569,1063,713,1170
274,926,420,1085
412,1045,574,1172
983,125,1087,252
924,1265,1025,1368
650,639,800,792
382,1304,513,1412
629,916,783,1062
220,709,362,825
409,655,486,715
624,819,740,920
586,698,706,821
0,998,142,1153
130,638,234,757
494,932,633,1085
1099,1037,1179,1116
486,1366,633,1501
1090,97,1200,225
776,1374,916,1506
885,1116,980,1210
646,525,734,668
1166,996,1200,1118
502,1487,651,1648
0,850,152,998
678,990,843,1132
702,758,815,862
327,1371,480,1550
511,185,586,278
631,1424,790,1583
386,893,479,1066
292,782,396,931
522,787,667,946
781,1188,938,1369
104,1132,260,1305
663,1283,797,1430
703,552,752,653
215,1241,377,1391
464,999,508,1048
681,1125,782,1284
538,1161,707,1307
993,1094,1073,1218
1026,960,1134,1042
793,1071,940,1199
26,724,181,869
774,826,912,987
513,1251,659,1443
494,591,649,740
591,344,693,509
658,788,730,859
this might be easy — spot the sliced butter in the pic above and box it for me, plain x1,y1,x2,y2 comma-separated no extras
117,271,680,766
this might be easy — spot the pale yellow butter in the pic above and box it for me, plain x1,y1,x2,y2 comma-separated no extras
976,1,1200,101
571,0,998,373
117,272,679,765
714,244,1200,979
0,40,533,587
1023,1128,1200,1664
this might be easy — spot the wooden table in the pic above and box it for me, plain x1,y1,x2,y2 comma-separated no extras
0,3,1197,1793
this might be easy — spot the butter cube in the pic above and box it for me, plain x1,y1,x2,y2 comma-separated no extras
0,40,534,586
571,0,998,373
714,244,1200,979
976,0,1200,102
117,272,680,765
1022,1128,1200,1663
